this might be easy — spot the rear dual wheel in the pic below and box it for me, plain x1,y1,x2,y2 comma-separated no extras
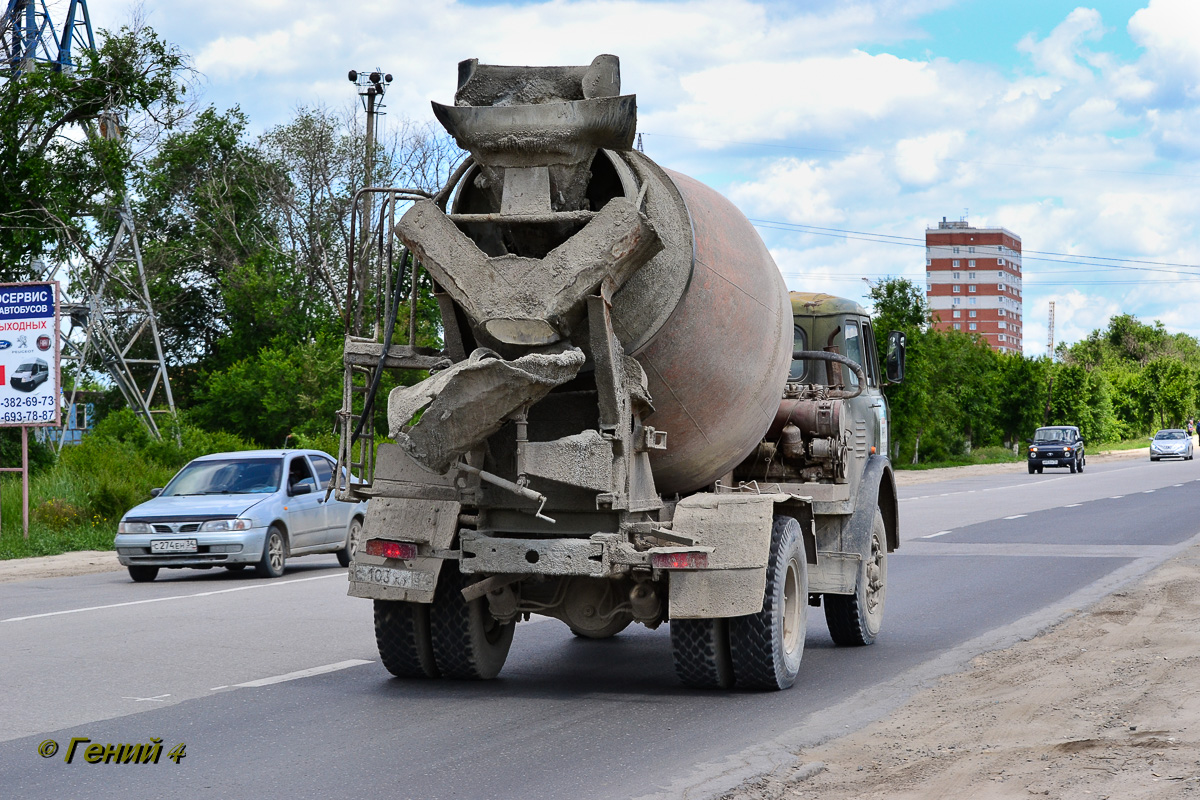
375,561,515,681
669,516,807,691
375,600,438,678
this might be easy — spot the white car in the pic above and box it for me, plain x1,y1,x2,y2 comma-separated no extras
1150,429,1193,461
115,449,366,582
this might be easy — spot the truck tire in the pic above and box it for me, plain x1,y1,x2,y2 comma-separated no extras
374,600,439,678
728,515,807,690
127,565,159,583
1027,463,1036,474
1069,458,1077,473
670,618,733,688
255,525,287,578
429,561,514,680
824,509,887,646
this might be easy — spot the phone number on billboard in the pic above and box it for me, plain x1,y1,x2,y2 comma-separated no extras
2,396,56,408
1,409,56,423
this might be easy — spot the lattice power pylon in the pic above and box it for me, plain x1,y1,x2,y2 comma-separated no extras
2,0,178,445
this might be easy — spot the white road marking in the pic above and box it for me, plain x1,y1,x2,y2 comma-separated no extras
1144,490,1155,493
1066,503,1081,508
921,531,953,539
1174,484,1184,487
1,573,344,623
209,686,229,691
1111,495,1124,499
121,694,170,702
233,659,372,688
1004,514,1027,520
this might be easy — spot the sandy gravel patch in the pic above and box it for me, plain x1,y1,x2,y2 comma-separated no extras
0,550,121,583
724,537,1200,800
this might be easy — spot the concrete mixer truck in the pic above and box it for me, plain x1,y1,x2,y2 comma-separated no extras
336,55,906,690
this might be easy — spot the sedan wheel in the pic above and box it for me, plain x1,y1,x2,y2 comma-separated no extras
127,565,159,583
337,518,363,568
255,526,287,578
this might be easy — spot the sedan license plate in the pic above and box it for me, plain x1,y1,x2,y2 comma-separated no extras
151,539,198,553
1041,459,1057,465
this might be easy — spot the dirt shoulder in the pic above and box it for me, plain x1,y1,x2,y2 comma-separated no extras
0,550,121,583
727,530,1200,799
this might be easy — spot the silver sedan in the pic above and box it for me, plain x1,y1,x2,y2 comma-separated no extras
1150,429,1194,461
115,449,367,582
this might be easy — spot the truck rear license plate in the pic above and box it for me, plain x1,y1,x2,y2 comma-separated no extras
151,539,197,553
1041,459,1057,465
353,565,434,591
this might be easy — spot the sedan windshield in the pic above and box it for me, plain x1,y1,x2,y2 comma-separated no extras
1155,431,1187,440
163,458,283,496
1033,428,1069,442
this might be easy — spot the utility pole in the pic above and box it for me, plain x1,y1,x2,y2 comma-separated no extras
1047,301,1055,360
348,68,392,335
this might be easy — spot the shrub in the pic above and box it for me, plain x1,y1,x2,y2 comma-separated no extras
32,498,86,530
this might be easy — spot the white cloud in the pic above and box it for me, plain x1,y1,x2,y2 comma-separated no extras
1128,0,1200,103
111,0,1200,348
894,130,965,186
1017,7,1105,83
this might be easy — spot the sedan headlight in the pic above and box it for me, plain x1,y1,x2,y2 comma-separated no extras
118,521,153,534
199,518,253,532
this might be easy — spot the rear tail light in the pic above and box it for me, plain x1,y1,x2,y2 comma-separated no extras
365,539,418,560
651,551,709,570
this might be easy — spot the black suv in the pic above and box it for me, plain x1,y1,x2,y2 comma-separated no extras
1027,426,1085,474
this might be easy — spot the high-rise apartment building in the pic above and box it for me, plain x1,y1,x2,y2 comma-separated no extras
925,218,1024,354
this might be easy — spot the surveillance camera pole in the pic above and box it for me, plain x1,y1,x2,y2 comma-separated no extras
348,69,392,335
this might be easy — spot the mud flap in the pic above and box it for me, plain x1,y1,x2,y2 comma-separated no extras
667,493,790,619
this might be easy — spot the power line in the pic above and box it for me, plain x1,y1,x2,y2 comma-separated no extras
750,219,1200,277
640,132,1199,180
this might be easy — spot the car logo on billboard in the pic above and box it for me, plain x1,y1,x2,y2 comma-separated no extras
36,335,51,351
0,340,9,349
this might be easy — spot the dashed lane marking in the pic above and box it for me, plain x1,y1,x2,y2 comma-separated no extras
1003,514,1027,520
2,573,345,623
231,659,373,689
921,531,953,539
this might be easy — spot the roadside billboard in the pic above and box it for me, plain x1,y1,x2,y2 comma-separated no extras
0,282,60,426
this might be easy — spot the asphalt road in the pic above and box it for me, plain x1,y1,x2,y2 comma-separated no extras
3,454,1198,799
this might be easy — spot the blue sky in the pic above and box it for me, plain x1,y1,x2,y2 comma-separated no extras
81,0,1200,355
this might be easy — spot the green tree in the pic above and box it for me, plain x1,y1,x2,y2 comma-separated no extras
995,353,1050,445
1143,357,1195,429
0,20,190,278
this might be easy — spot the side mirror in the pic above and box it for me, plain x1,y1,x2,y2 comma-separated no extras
149,487,163,498
290,478,316,496
885,330,906,384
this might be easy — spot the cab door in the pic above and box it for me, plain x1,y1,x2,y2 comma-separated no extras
841,317,885,463
860,319,889,459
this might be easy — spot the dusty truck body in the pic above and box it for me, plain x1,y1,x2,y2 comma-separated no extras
337,56,905,689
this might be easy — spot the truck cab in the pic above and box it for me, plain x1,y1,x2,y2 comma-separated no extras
733,292,904,647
